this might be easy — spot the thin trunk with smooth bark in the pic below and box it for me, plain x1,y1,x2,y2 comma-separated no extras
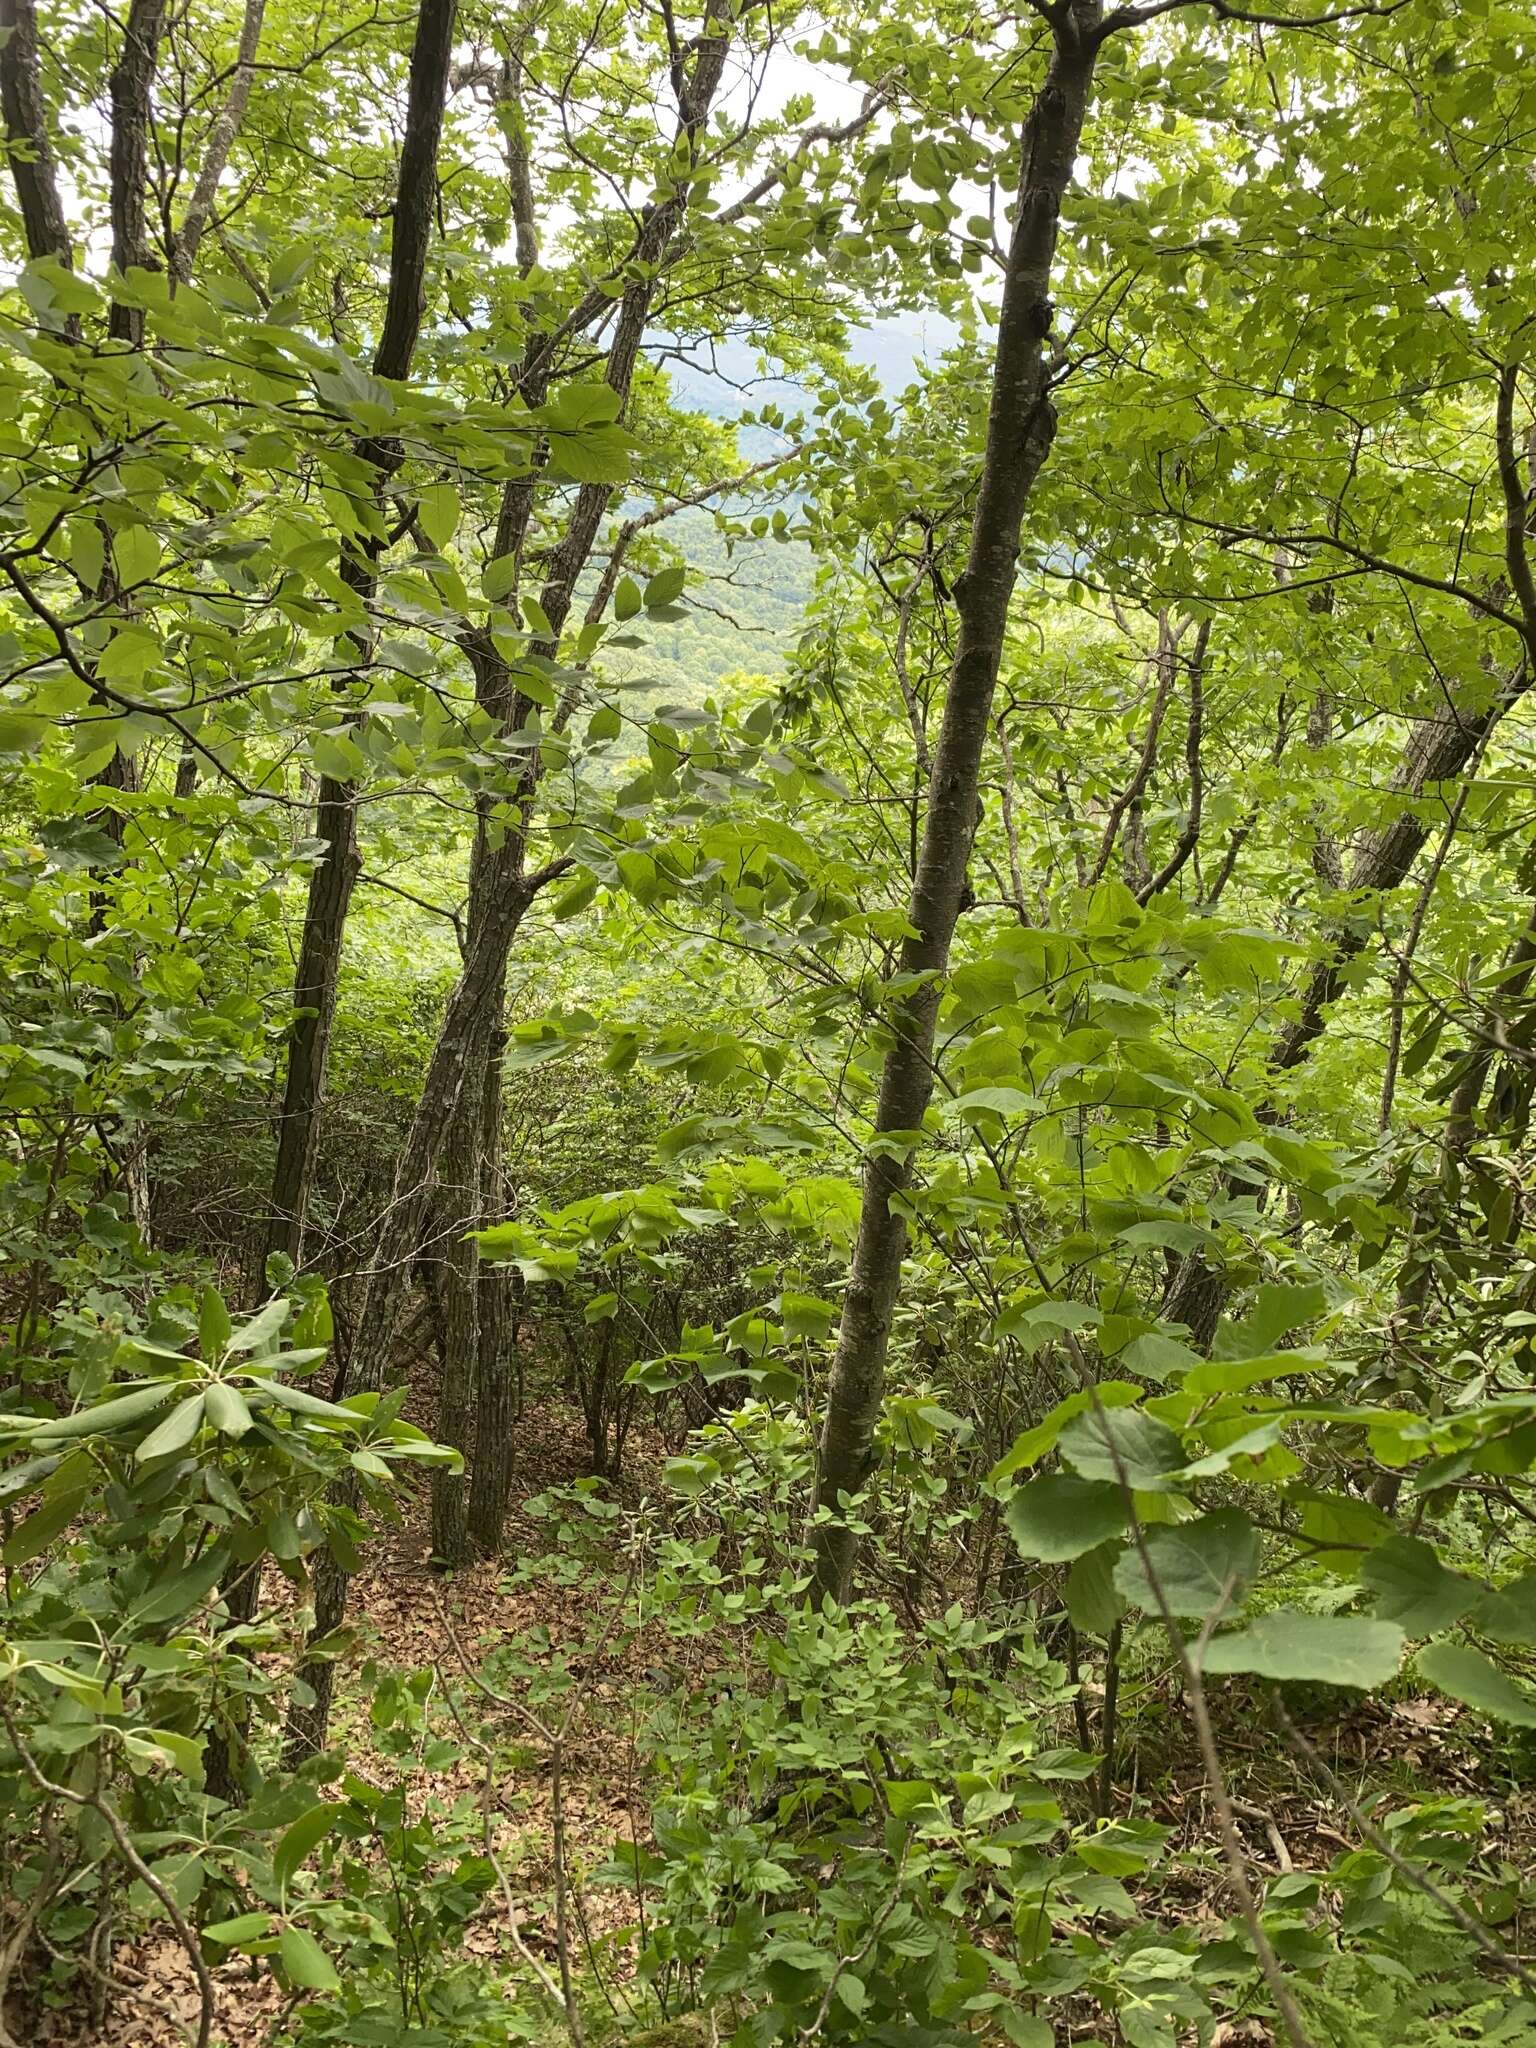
263,0,457,1274
809,0,1105,1604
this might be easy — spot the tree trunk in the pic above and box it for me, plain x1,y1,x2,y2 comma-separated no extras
106,0,167,346
809,0,1105,1604
263,777,362,1272
429,1053,485,1567
1162,656,1533,1349
262,0,457,1278
469,1020,517,1554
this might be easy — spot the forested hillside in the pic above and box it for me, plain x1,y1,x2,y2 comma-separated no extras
2,1,1536,2045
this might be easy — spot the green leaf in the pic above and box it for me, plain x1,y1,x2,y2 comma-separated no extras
204,1913,272,1947
416,482,457,550
1065,1541,1128,1636
644,565,687,608
1058,1407,1187,1492
204,1381,253,1437
1005,1475,1128,1563
614,574,642,622
199,1286,232,1360
1361,1534,1479,1636
226,1298,288,1356
134,1394,206,1464
1202,1613,1403,1688
1415,1641,1536,1727
1472,1574,1536,1645
2,1486,90,1565
127,1549,228,1628
112,524,162,588
1113,1510,1259,1621
30,1381,177,1442
278,1926,341,1992
482,554,518,602
882,1778,938,1819
275,1802,344,1893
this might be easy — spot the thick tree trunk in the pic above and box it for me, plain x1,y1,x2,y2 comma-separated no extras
809,1,1105,1604
0,0,75,273
106,0,167,345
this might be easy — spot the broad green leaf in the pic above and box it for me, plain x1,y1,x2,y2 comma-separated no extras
1361,1534,1479,1636
1473,1573,1536,1645
1202,1613,1403,1688
134,1394,206,1463
1006,1475,1128,1562
645,565,687,608
275,1802,344,1892
1415,1641,1536,1727
204,1381,253,1437
200,1286,232,1359
417,483,457,550
226,1298,288,1356
1058,1407,1186,1492
279,1926,341,1991
1113,1510,1259,1621
1065,1541,1128,1635
29,1382,176,1442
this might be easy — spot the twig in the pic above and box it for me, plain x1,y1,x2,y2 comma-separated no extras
0,1701,214,2048
1273,1696,1536,2000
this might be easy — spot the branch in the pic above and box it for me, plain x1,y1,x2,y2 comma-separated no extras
170,0,268,282
715,75,900,229
1098,0,1411,37
1495,362,1536,648
1138,616,1210,902
0,1700,214,2048
1274,1697,1536,2002
1089,610,1180,885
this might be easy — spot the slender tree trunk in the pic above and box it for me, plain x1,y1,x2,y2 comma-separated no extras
264,777,362,1272
1162,656,1533,1347
262,0,457,1277
429,1051,485,1566
809,0,1105,1604
469,1020,517,1553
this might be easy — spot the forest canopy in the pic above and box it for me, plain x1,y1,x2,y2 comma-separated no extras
2,0,1536,2043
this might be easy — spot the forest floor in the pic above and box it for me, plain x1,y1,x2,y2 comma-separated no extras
16,1376,1532,2048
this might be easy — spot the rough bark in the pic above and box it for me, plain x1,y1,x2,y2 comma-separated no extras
0,0,75,272
809,0,1105,1604
263,0,457,1275
107,0,168,345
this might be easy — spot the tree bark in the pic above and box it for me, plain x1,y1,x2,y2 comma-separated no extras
0,0,75,273
809,0,1105,1604
429,1048,485,1567
263,0,457,1276
469,1022,517,1554
107,0,168,346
